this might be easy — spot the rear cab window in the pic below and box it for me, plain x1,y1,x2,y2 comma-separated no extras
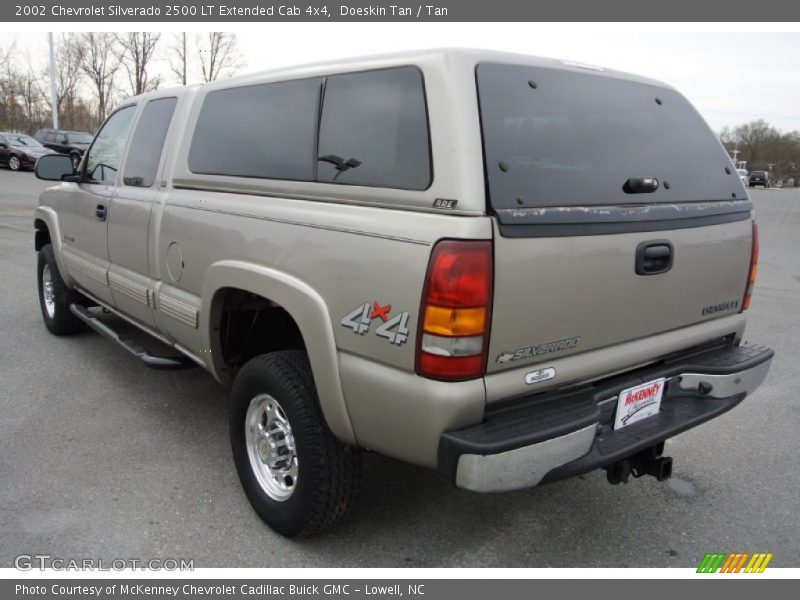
476,63,748,235
123,97,178,187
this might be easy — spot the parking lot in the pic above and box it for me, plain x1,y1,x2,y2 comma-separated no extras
0,168,798,568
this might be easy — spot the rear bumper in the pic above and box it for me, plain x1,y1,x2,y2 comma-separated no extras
439,342,773,492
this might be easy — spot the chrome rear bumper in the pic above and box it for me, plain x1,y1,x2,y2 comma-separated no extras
441,343,774,492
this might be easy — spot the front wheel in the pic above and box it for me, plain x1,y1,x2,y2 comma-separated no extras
230,351,361,537
37,244,84,335
8,155,21,171
70,153,81,170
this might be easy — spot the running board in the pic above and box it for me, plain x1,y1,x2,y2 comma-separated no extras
70,304,197,370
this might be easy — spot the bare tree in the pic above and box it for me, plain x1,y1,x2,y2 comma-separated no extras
197,32,241,82
114,32,161,96
169,32,189,85
0,43,51,132
18,65,44,130
0,44,14,126
76,32,120,124
718,126,734,146
38,34,83,128
720,119,800,182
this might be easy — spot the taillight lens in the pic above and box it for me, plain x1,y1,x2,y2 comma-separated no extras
416,240,493,381
742,222,759,311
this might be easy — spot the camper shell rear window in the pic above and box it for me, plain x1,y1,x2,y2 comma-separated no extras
476,63,745,214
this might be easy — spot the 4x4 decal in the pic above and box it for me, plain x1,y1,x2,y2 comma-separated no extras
341,301,410,346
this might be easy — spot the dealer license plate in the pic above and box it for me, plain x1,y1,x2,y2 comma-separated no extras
613,378,665,430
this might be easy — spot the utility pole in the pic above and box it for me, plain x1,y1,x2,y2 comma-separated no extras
48,32,58,129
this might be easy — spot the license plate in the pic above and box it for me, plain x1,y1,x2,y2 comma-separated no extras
613,378,665,430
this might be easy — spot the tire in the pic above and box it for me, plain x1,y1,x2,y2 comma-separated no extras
8,154,21,171
230,351,361,537
37,244,84,335
70,153,81,170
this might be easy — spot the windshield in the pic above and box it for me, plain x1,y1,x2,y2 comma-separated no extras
737,169,748,176
9,135,43,147
66,133,93,144
477,63,742,208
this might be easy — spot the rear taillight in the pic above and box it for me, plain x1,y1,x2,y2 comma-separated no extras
416,240,493,381
742,222,759,311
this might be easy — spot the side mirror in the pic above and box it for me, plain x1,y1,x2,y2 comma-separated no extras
35,154,76,181
0,142,6,149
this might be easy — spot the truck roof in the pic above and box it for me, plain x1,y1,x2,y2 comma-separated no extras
125,47,674,104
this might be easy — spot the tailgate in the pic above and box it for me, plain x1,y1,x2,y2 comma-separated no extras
488,220,752,371
476,61,753,373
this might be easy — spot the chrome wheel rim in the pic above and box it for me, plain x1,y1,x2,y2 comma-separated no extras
71,155,80,169
42,264,56,318
9,156,20,170
245,394,298,501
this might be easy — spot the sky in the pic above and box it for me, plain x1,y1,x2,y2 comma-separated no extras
2,26,799,133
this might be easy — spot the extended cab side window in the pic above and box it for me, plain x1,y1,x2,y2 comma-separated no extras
123,97,178,187
188,78,322,181
84,106,136,184
317,67,431,190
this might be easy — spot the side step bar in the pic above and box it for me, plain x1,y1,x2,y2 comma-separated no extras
70,304,197,371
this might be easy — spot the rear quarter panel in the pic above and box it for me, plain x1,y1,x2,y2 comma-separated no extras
155,190,492,463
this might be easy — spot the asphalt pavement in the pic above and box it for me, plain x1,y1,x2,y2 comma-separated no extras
1,169,798,568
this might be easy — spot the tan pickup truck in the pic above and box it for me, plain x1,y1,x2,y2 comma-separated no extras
33,49,773,536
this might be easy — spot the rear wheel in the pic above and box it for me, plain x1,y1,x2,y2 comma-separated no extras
230,351,360,536
37,244,84,335
8,155,21,171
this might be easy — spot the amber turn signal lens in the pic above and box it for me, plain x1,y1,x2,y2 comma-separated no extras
423,306,486,337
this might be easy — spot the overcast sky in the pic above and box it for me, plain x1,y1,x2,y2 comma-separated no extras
2,26,798,133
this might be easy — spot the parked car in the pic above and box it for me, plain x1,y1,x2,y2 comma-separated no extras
737,168,749,186
749,170,770,188
32,49,773,537
33,128,93,170
0,132,55,171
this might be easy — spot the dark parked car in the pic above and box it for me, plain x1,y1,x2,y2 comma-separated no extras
748,170,770,188
33,128,93,169
0,132,55,171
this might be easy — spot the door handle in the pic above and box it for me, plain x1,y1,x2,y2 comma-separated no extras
95,203,107,221
635,241,673,275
